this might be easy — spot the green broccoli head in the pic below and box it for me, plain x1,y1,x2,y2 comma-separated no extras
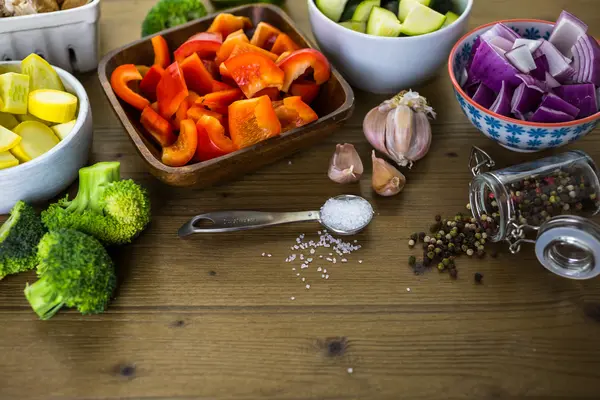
0,201,45,279
24,229,116,320
142,0,208,37
41,162,151,246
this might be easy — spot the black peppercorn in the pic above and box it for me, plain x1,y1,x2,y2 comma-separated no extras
474,272,483,284
435,215,441,222
408,256,416,266
449,268,458,279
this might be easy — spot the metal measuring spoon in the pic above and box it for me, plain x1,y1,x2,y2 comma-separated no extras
178,194,373,237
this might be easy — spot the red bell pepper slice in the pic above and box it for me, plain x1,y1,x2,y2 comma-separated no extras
276,49,331,92
273,96,319,133
110,64,150,111
224,52,284,99
270,33,300,56
196,88,244,115
187,105,225,125
139,65,165,102
140,106,176,147
202,59,220,80
174,92,200,130
151,35,171,69
150,102,159,112
195,115,237,161
162,119,198,167
254,87,281,101
174,32,223,64
228,42,278,62
207,13,252,39
136,65,150,77
228,95,281,149
289,80,320,105
250,22,281,50
157,62,189,119
215,29,250,65
180,53,224,95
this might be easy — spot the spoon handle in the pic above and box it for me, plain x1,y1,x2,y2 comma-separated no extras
178,210,320,236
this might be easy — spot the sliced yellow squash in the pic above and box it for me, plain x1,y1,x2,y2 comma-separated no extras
0,125,21,152
21,53,65,92
16,113,51,126
0,151,19,169
0,73,30,114
10,121,59,162
0,111,19,130
28,89,78,123
51,120,77,140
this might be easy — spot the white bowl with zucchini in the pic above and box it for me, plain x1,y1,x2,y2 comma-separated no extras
0,55,92,214
309,0,473,93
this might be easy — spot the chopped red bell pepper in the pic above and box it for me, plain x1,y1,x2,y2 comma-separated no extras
289,80,320,105
180,53,223,95
157,62,189,119
202,59,220,80
215,29,250,64
207,13,252,39
224,52,284,98
273,96,319,132
174,32,223,64
270,33,300,56
195,115,237,161
254,87,281,101
250,22,281,50
174,92,200,130
228,95,281,149
187,105,225,125
277,49,331,92
150,102,159,112
228,42,278,62
162,119,198,167
196,88,244,114
275,51,291,64
139,65,165,102
136,65,150,77
110,64,150,111
140,106,176,147
151,35,171,69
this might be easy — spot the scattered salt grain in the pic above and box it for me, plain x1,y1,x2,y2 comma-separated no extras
310,249,315,254
358,260,363,264
323,269,327,273
288,161,292,165
317,267,322,272
292,267,296,271
347,368,353,374
320,197,373,233
319,255,323,259
341,258,347,263
290,296,295,300
406,288,411,292
322,274,325,278
302,277,306,282
267,254,272,257
306,284,311,289
325,275,329,279
296,273,300,276
307,258,313,262
261,253,265,257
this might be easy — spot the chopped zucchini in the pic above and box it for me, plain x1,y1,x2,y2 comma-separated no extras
400,2,446,35
441,11,459,28
352,0,380,22
316,0,350,22
366,6,403,37
398,0,431,22
340,21,367,32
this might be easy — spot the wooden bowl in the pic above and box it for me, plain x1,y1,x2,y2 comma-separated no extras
98,4,355,187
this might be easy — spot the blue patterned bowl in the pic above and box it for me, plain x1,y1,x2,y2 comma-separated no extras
448,19,600,152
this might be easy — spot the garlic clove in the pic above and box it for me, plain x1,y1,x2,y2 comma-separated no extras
363,108,389,156
328,143,364,184
403,111,432,164
385,105,414,167
371,151,406,197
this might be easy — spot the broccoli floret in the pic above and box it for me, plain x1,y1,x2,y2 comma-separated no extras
142,0,207,37
0,201,45,279
41,161,151,246
24,229,116,320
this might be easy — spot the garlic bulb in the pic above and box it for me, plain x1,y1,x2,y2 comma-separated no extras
372,151,406,197
328,143,364,184
363,90,435,168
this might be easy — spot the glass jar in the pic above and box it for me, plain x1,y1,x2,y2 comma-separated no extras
468,146,600,280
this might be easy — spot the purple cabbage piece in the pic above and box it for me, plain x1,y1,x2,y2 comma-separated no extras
555,84,599,117
465,81,481,97
530,107,575,123
506,45,536,73
531,55,550,80
538,40,576,82
516,74,548,93
571,34,600,86
490,81,514,116
511,82,543,119
472,84,497,108
466,36,482,74
545,72,562,89
540,93,580,117
469,40,521,92
481,23,521,44
549,10,588,58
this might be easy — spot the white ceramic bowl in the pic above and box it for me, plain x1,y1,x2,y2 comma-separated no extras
0,61,92,214
308,0,473,94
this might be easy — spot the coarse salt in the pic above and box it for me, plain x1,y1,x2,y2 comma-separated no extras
325,274,329,279
302,277,306,282
317,267,322,272
306,284,310,289
347,368,353,374
290,296,295,300
320,197,373,233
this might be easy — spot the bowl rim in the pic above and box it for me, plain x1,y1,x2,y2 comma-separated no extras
448,18,600,128
98,3,355,175
307,0,474,41
0,61,90,178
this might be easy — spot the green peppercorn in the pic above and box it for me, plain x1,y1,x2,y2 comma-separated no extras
437,263,445,271
408,256,416,266
434,248,442,255
461,245,468,252
442,258,450,266
435,234,442,240
475,233,482,240
427,252,435,260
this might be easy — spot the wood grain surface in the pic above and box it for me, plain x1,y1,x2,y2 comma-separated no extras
2,1,600,399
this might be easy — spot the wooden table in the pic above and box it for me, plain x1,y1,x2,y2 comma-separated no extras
2,1,600,398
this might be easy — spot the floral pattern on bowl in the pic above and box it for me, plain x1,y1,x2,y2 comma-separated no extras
449,20,600,153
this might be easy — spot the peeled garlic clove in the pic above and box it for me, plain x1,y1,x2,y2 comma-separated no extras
328,143,364,184
372,151,406,197
363,108,389,156
403,111,432,164
385,105,415,167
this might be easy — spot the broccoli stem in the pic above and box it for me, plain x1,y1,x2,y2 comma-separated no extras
24,274,65,320
65,162,121,214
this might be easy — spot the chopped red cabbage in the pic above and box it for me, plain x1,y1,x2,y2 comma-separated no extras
549,10,588,58
511,82,543,119
530,106,575,123
571,34,600,86
480,23,521,44
465,81,481,97
531,55,549,80
538,40,576,82
539,93,580,117
466,36,482,73
506,45,537,73
555,84,599,117
545,72,562,89
469,40,521,92
516,74,547,93
472,84,497,108
490,81,513,116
